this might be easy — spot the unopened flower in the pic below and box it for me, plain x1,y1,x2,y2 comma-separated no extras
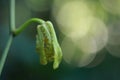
36,21,62,69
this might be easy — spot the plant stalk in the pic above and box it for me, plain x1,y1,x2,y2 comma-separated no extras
0,35,13,76
10,0,15,31
0,0,15,77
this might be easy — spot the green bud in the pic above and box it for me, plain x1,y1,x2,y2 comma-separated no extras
36,22,62,69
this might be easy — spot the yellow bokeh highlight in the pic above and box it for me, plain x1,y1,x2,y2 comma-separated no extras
52,0,108,67
61,37,96,67
55,1,93,38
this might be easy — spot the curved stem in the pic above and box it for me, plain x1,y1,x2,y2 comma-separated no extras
13,18,45,36
0,35,13,76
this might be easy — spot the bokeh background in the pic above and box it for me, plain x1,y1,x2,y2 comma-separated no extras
1,0,120,80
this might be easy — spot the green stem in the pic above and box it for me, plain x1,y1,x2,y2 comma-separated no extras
13,18,45,36
0,35,13,76
0,0,15,77
10,0,15,31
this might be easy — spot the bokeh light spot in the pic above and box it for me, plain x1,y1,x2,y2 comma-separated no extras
54,1,93,38
61,37,96,67
74,18,108,54
86,49,106,68
106,44,120,57
25,0,51,12
107,21,120,45
100,0,120,15
106,20,120,57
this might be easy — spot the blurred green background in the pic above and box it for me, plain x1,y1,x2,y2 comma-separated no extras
1,0,120,80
